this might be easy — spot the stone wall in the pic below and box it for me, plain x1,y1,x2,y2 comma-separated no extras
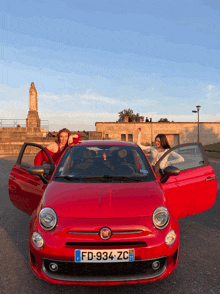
0,127,45,143
88,131,102,140
96,122,220,146
0,128,102,155
0,142,52,156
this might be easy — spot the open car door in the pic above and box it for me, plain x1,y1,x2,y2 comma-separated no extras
8,143,55,216
154,143,217,219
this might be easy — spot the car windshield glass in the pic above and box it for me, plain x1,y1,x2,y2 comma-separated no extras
54,145,155,182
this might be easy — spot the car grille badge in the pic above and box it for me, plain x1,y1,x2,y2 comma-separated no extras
99,227,111,240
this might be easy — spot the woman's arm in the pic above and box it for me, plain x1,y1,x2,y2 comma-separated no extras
168,151,184,165
68,134,81,144
159,150,184,169
162,151,184,168
137,144,152,151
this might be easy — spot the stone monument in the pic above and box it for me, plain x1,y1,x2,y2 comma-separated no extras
26,82,41,128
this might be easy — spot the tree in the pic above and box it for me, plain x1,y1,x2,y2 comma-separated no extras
117,109,143,122
117,108,134,122
158,118,170,122
133,113,144,122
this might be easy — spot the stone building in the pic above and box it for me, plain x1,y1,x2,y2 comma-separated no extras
95,122,220,146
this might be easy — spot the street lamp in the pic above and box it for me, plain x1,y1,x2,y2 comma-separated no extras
192,105,201,143
150,118,153,146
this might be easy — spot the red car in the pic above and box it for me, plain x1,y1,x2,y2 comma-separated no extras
8,141,217,285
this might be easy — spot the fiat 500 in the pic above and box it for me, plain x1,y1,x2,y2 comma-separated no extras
8,140,217,285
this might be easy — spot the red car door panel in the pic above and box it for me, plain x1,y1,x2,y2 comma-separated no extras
8,143,54,215
173,165,217,219
155,143,217,219
9,165,47,215
156,174,179,219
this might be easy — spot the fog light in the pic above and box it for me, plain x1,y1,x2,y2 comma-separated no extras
32,232,44,248
165,230,176,246
152,260,160,270
49,262,58,272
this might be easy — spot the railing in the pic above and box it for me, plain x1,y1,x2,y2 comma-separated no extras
0,119,49,130
205,149,220,153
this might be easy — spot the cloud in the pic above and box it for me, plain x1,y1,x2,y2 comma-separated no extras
0,84,29,110
36,89,120,111
1,108,220,132
208,85,214,91
38,110,118,131
1,83,220,132
80,90,119,105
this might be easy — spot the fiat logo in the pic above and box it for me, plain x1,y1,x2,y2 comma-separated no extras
99,227,111,240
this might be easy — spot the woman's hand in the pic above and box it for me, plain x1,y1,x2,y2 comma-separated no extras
68,135,79,144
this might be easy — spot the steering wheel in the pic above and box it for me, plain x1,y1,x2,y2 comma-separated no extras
121,163,138,173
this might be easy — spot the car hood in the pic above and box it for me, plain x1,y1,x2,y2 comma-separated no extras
42,181,166,218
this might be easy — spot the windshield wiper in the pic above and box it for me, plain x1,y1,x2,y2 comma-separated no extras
104,175,146,182
54,175,82,181
54,175,108,182
80,175,146,182
54,175,147,182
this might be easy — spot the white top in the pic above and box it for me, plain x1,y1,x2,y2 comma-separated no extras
138,144,184,169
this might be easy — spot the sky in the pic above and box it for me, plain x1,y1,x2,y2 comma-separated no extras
0,0,220,131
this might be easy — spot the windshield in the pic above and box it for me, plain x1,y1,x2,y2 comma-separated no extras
53,145,155,182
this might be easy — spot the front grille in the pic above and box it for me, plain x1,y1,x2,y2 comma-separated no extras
68,230,143,235
42,257,167,282
65,241,146,247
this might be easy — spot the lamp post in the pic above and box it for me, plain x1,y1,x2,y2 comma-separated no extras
150,118,153,146
192,105,201,143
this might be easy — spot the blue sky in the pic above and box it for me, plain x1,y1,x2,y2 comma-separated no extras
0,0,220,131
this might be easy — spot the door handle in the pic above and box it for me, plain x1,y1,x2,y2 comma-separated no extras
205,177,215,181
9,175,16,180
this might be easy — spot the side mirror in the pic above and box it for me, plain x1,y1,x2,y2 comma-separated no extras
28,166,49,184
42,163,55,176
160,166,180,184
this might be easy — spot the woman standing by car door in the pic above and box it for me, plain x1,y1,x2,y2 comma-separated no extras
137,132,184,168
34,128,81,166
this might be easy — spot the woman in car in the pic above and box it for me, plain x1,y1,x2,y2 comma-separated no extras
137,133,184,168
34,128,81,166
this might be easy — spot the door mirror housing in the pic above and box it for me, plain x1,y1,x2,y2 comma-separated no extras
160,166,180,184
29,166,49,184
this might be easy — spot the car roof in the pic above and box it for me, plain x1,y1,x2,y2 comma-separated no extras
73,140,137,146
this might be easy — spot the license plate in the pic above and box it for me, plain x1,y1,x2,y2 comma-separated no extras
75,249,135,263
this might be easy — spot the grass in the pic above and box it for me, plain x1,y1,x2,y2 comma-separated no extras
204,142,220,159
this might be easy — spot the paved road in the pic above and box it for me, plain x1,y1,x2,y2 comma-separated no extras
0,156,220,294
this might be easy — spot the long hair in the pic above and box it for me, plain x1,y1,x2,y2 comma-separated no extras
155,134,170,149
56,128,71,146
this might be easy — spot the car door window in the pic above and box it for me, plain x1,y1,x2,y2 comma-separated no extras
19,145,42,168
154,143,216,219
18,143,54,176
158,144,206,171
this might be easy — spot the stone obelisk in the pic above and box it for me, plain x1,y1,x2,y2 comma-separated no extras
26,82,41,128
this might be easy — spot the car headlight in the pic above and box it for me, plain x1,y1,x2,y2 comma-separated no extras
32,232,44,248
153,207,169,229
165,230,176,245
39,207,57,230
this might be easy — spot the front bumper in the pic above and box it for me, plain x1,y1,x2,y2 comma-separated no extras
28,216,180,285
